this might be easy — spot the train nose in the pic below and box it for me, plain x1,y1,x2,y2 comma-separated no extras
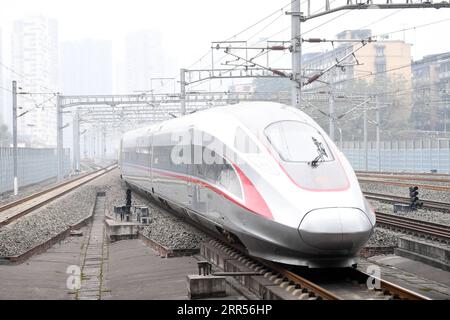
298,208,373,251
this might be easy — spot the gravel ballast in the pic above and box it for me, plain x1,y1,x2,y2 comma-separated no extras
0,184,101,256
0,168,209,257
360,181,450,203
360,179,450,248
104,172,208,249
364,227,403,247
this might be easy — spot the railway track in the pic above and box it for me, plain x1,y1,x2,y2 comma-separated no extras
0,164,117,228
358,177,450,192
357,172,450,184
375,211,450,243
364,191,450,212
203,239,429,300
356,170,450,177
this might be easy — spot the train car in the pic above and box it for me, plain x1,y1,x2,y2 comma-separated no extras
120,101,375,268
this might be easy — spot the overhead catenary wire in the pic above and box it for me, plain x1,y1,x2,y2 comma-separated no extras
154,0,305,93
0,60,56,94
17,94,57,118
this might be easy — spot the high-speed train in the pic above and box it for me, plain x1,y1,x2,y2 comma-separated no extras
119,102,375,268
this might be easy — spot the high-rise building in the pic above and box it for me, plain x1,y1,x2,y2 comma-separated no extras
0,27,5,127
412,52,450,131
123,30,164,93
302,29,412,121
12,16,58,147
60,39,112,95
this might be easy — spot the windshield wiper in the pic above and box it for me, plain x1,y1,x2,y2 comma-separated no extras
309,137,328,167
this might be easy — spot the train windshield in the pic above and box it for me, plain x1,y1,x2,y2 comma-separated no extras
265,121,334,163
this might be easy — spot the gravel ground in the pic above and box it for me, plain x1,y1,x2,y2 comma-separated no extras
359,175,450,187
368,199,450,226
0,184,101,256
360,181,450,203
103,172,208,249
0,169,209,257
364,227,403,247
360,180,450,248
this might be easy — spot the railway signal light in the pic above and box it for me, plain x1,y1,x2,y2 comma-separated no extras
409,186,423,210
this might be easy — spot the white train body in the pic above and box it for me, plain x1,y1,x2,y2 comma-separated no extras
120,102,375,267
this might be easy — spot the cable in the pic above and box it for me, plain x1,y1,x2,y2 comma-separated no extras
17,94,57,118
302,10,352,37
302,8,403,53
153,1,304,93
246,11,286,44
0,60,56,93
373,17,450,39
185,0,299,71
0,85,13,93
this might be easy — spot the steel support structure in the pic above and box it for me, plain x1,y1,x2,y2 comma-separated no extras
56,94,63,181
301,1,450,22
329,93,335,141
72,109,80,172
291,0,302,108
180,69,186,115
12,81,18,195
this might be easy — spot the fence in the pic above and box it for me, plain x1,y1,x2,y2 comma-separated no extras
0,147,71,194
342,139,450,173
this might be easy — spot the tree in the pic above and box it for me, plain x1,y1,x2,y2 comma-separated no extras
252,77,291,93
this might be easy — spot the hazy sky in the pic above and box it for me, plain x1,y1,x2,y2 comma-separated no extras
1,0,449,84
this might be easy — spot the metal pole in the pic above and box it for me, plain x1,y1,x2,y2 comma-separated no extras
12,81,18,195
180,68,186,115
338,127,343,149
102,126,106,160
376,96,381,172
83,129,87,159
56,94,63,181
329,93,335,141
291,0,301,108
364,104,368,171
72,109,80,172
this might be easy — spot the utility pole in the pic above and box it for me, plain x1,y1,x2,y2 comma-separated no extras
180,68,186,115
56,94,63,181
376,95,381,172
291,0,302,108
72,109,80,172
83,130,87,159
102,126,106,160
329,92,335,142
12,81,18,195
363,103,368,171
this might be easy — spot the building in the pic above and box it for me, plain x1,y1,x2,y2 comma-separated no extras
122,30,164,93
302,29,412,121
11,16,58,147
412,52,450,131
0,27,5,126
60,39,113,95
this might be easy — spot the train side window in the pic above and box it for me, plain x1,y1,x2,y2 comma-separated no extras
234,127,260,154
